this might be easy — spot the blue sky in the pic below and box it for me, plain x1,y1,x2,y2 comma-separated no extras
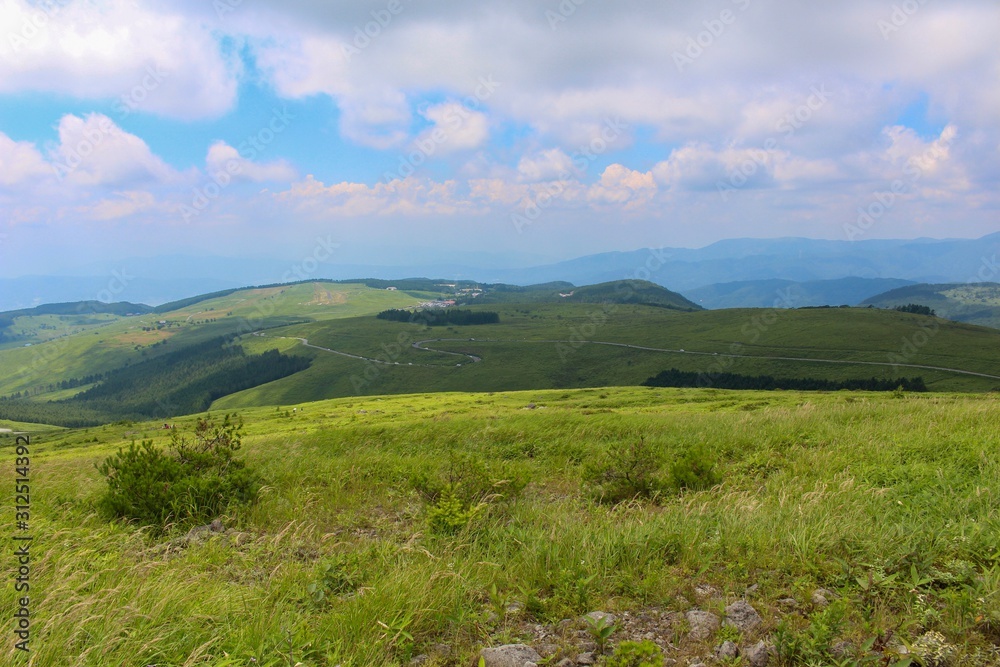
1,0,998,278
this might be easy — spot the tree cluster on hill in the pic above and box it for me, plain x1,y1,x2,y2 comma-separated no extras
0,337,311,427
642,367,927,392
376,309,500,326
893,303,936,317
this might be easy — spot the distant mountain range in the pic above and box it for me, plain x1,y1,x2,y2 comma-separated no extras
685,277,917,309
3,232,998,311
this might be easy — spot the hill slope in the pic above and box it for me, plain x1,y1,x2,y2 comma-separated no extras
862,283,1000,329
213,304,1000,410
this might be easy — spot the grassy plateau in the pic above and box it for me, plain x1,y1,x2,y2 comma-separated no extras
2,386,999,665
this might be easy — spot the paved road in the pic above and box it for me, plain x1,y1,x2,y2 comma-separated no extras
258,333,1000,382
411,337,1000,381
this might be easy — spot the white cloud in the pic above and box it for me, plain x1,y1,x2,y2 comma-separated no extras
276,175,483,217
0,0,239,119
416,102,490,153
517,149,576,182
79,190,158,221
0,132,49,186
49,114,179,186
587,164,657,208
205,141,297,183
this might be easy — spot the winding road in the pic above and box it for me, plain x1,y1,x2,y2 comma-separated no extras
255,333,1000,382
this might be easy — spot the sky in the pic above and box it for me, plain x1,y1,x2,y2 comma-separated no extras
0,0,998,278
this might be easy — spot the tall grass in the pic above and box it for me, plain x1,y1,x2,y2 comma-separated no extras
2,387,999,664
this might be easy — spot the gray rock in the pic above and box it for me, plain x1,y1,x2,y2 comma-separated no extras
555,660,574,667
575,652,595,665
776,597,798,610
408,655,428,666
480,644,543,667
686,610,720,641
811,588,833,607
724,600,763,634
535,643,559,657
506,601,525,614
830,640,854,658
715,640,739,660
694,584,718,598
743,640,769,667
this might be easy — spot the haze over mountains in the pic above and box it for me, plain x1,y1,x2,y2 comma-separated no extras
4,233,998,312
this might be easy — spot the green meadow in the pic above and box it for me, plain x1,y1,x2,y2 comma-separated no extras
214,302,1000,409
3,387,999,665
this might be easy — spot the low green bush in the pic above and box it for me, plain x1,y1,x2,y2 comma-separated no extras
410,450,526,534
96,413,259,532
601,640,664,667
582,437,670,503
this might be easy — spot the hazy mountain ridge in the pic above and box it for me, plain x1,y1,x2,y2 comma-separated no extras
3,233,998,311
685,277,917,309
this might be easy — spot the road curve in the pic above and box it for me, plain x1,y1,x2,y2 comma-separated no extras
411,337,1000,382
253,332,1000,382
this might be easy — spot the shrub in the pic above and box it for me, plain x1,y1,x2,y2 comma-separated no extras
97,413,259,532
582,437,670,503
601,640,664,667
668,444,719,491
410,450,526,534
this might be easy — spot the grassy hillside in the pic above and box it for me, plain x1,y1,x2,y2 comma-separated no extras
474,280,700,311
862,283,1000,329
4,387,999,665
0,301,154,351
0,282,437,400
213,304,1000,410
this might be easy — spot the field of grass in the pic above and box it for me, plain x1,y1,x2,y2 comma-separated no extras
3,387,999,665
212,304,1000,410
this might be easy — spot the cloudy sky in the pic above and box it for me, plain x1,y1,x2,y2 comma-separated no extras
1,0,998,277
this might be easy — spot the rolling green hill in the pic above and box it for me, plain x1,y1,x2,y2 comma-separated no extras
7,279,1000,427
473,279,700,310
213,303,1000,410
0,300,154,350
0,282,441,414
861,282,1000,329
